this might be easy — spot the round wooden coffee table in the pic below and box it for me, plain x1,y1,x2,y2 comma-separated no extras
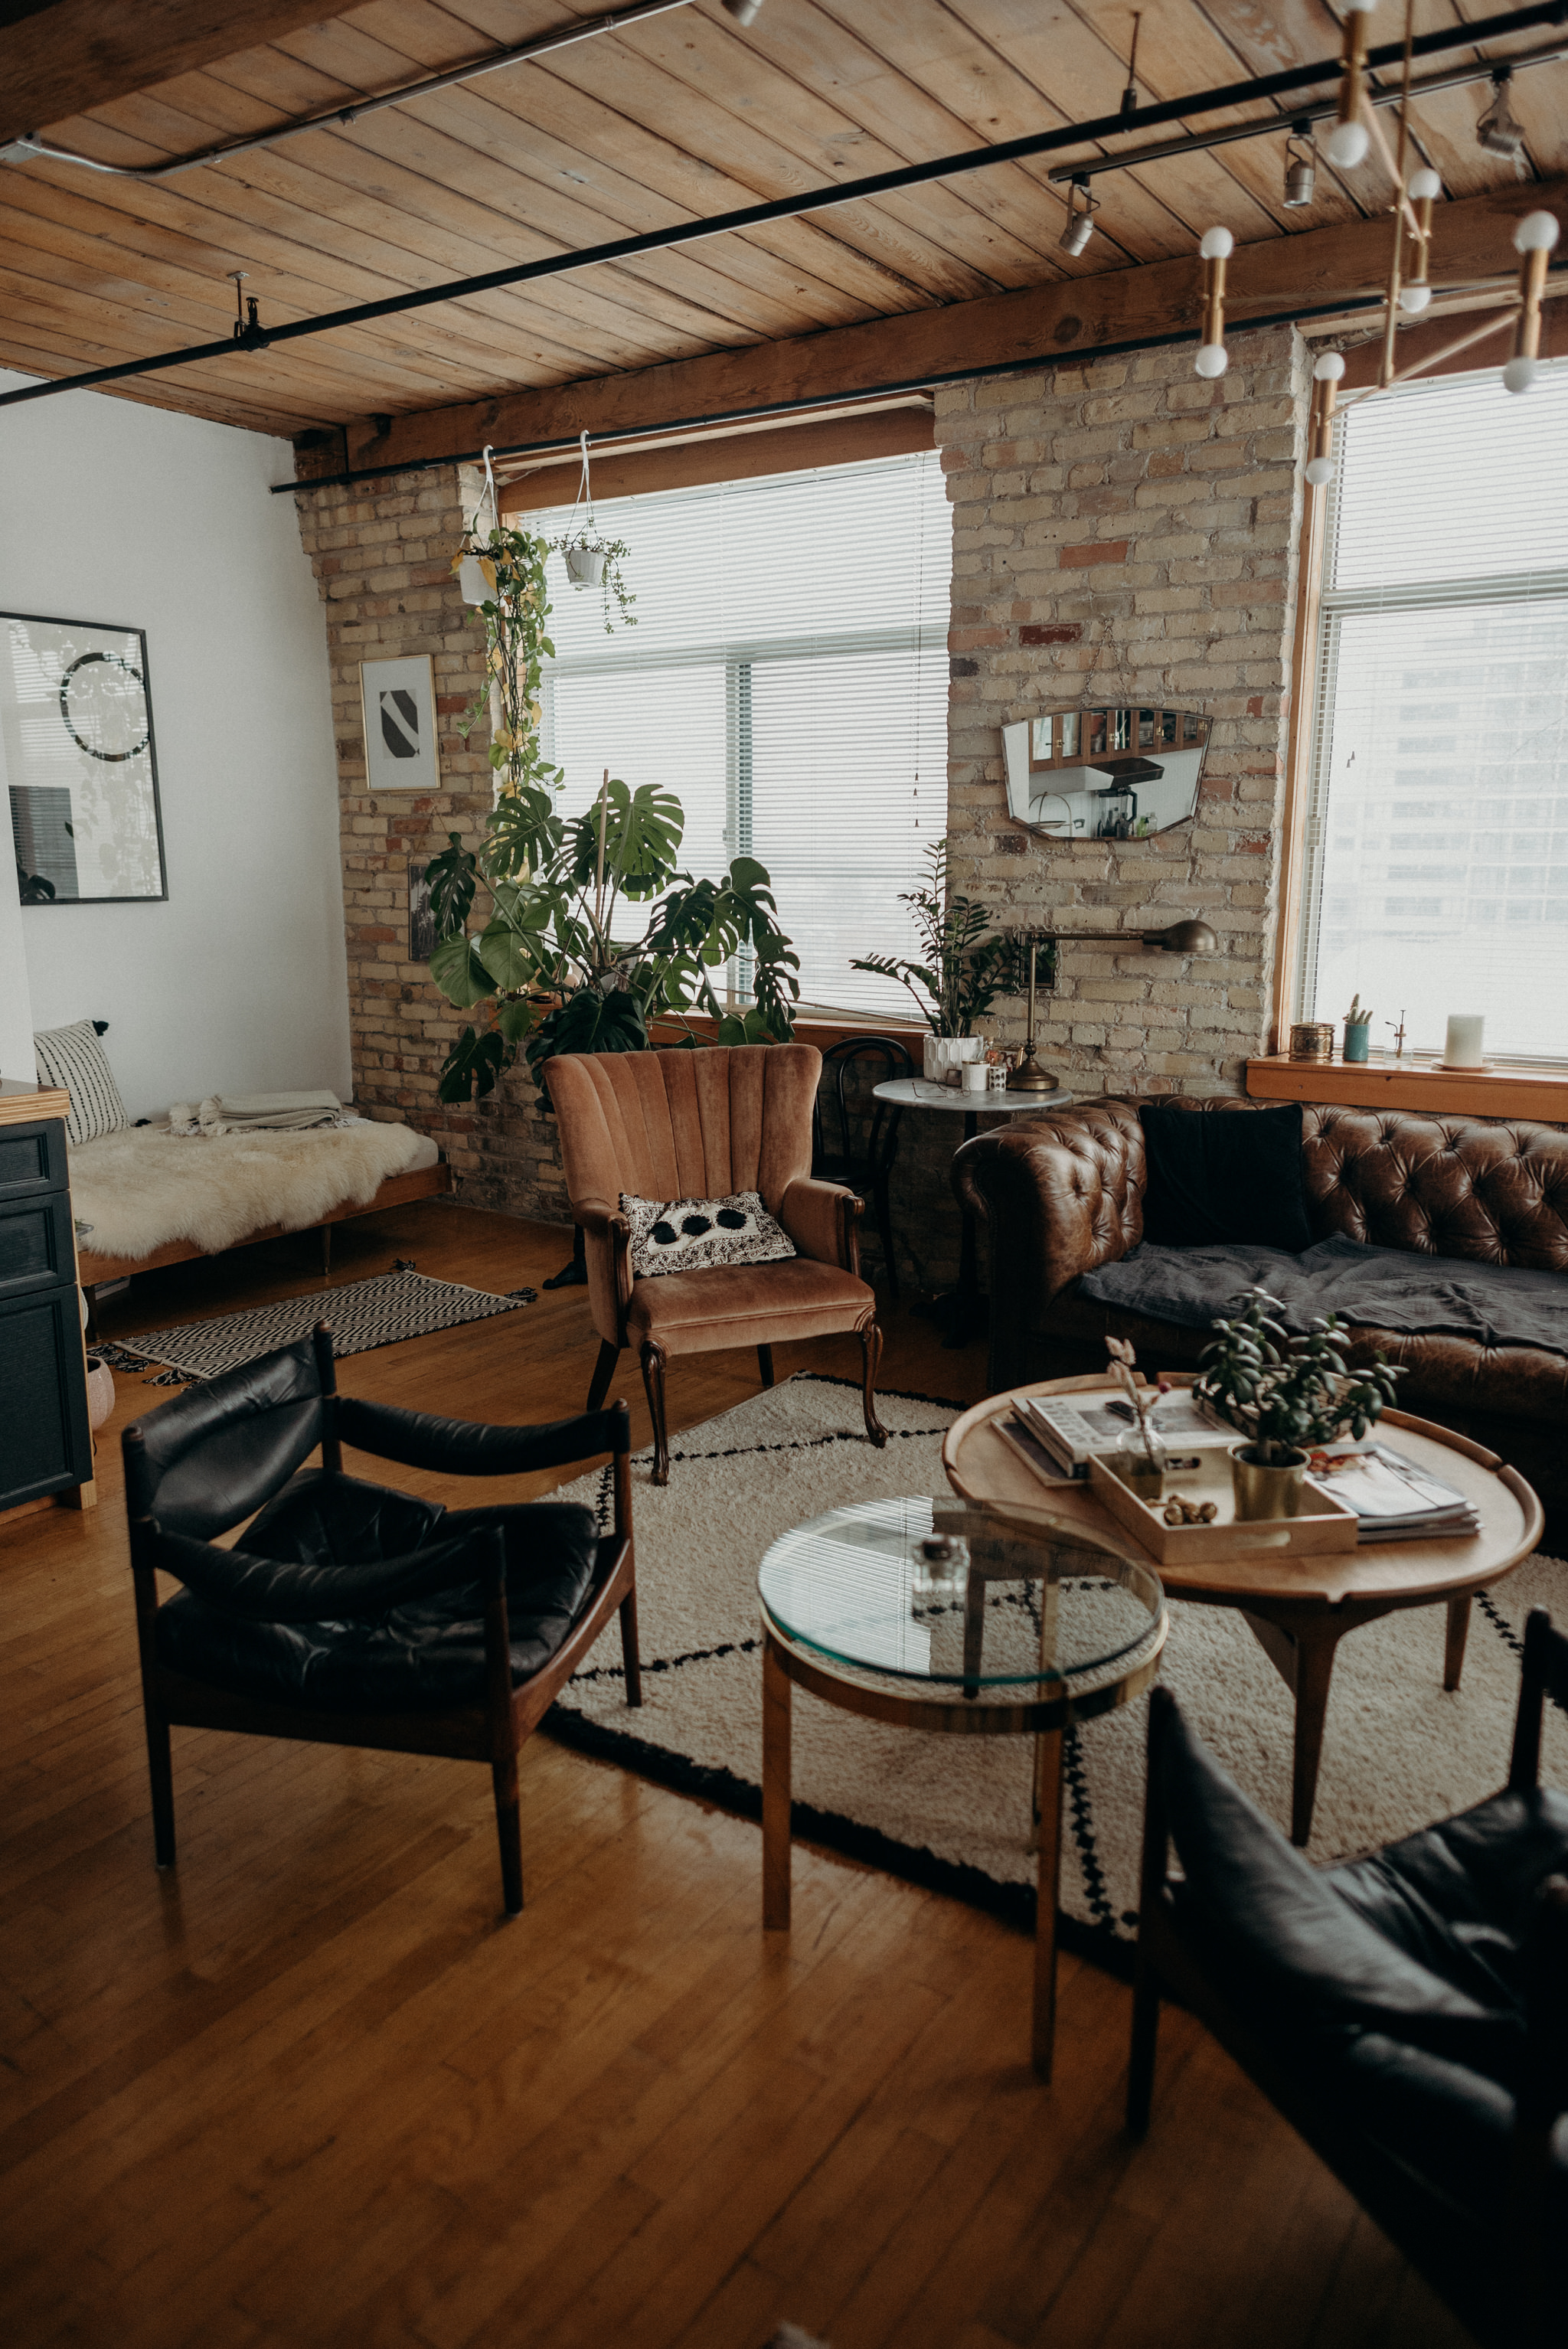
942,1376,1544,1846
757,1495,1165,2079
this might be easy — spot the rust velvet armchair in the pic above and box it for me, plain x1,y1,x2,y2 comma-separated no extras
546,1044,887,1482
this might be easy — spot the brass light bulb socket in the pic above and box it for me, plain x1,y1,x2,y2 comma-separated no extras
1311,374,1338,463
1336,9,1370,123
1515,243,1549,360
1201,251,1227,350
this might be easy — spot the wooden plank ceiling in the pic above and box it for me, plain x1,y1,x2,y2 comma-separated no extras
0,0,1562,445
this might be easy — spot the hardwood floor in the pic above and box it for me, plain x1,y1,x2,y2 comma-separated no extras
1,1202,1468,2349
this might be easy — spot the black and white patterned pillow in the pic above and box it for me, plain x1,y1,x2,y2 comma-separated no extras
620,1190,796,1280
33,1020,129,1145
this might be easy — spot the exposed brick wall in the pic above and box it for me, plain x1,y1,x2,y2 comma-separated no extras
290,325,1311,1289
936,323,1310,1102
293,465,570,1231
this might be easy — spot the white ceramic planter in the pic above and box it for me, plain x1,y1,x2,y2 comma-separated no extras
456,553,491,605
566,545,606,588
923,1034,982,1085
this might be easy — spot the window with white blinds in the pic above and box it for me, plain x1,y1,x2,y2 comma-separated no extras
533,448,950,1022
1296,362,1568,1063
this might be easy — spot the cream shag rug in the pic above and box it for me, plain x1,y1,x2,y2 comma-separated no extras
70,1120,439,1262
548,1375,1568,1971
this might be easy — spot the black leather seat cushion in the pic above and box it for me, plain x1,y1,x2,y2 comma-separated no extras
155,1475,600,1711
1326,1785,1568,2015
1160,1699,1532,2089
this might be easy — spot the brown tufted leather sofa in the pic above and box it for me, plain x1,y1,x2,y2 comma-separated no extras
952,1097,1568,1527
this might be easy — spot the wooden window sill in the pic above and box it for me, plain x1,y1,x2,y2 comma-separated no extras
1246,1055,1568,1124
646,1011,926,1054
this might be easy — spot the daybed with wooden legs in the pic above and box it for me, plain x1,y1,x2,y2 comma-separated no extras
545,1043,887,1485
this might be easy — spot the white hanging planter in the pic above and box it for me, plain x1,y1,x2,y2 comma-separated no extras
923,1034,982,1085
457,552,492,605
565,544,606,589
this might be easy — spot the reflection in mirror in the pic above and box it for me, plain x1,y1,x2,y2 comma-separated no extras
1002,706,1212,840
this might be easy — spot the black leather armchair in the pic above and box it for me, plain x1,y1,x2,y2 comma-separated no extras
1128,1615,1568,2348
123,1324,640,1916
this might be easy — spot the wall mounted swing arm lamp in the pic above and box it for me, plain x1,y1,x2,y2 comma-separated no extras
1002,921,1218,1095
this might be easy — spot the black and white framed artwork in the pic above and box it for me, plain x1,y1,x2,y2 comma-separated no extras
2,610,168,904
361,655,440,794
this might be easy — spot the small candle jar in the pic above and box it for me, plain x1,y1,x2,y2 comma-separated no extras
1444,1014,1485,1068
961,1060,988,1094
910,1531,970,1603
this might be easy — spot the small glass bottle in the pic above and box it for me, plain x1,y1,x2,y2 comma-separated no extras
1116,1422,1168,1504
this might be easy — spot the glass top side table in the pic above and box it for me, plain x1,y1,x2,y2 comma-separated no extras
757,1495,1166,2079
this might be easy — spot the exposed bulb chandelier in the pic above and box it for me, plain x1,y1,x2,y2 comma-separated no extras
1183,0,1560,492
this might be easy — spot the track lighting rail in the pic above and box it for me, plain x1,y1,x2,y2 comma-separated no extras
0,0,1562,415
1047,36,1568,184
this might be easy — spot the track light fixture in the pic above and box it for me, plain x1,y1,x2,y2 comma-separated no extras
1059,176,1099,256
1475,66,1525,158
1283,127,1317,208
1121,12,1142,123
721,0,766,22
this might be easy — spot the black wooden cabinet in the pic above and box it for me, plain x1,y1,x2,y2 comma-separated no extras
0,1103,93,1510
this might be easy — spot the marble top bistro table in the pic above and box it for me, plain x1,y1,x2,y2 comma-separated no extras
757,1495,1165,2079
871,1077,1076,1346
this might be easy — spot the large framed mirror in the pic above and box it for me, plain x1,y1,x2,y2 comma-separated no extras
1002,706,1211,840
3,610,167,904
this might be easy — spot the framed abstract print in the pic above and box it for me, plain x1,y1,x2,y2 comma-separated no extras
2,610,168,904
360,654,440,794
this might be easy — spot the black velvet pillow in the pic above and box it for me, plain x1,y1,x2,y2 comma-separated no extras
1138,1103,1312,1254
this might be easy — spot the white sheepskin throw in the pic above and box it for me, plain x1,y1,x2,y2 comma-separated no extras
70,1121,439,1263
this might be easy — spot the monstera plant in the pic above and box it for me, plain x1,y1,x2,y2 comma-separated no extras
428,516,799,1104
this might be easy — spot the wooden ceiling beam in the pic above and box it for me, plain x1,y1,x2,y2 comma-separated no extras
332,177,1566,480
0,2,348,148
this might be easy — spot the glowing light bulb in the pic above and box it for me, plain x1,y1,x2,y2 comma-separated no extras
1312,351,1345,382
1194,343,1228,378
1514,211,1561,253
1305,457,1336,487
1198,226,1234,260
1325,118,1370,169
1502,355,1539,394
1409,168,1442,201
1399,283,1432,313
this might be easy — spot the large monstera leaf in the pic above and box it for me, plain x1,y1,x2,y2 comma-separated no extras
522,985,648,1098
567,779,684,902
436,1026,507,1103
429,933,495,1008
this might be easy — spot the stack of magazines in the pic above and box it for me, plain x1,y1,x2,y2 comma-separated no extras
996,1387,1236,1486
1306,1445,1481,1543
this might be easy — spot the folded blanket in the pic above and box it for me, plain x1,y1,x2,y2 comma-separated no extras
168,1090,346,1136
1077,1231,1568,1358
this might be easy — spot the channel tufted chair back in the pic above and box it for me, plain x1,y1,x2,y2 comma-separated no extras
547,1044,887,1483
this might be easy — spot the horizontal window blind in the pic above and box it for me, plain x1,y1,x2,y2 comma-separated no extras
534,450,951,1021
1298,363,1568,1062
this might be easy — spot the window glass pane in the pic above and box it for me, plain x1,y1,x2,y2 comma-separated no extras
1331,363,1568,590
528,448,949,1019
1302,362,1568,1061
1309,600,1568,1059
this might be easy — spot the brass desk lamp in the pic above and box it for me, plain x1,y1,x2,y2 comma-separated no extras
1006,920,1219,1095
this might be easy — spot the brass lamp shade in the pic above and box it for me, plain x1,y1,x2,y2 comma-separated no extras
1144,918,1219,954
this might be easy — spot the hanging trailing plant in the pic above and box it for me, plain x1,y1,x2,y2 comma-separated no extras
430,492,795,1103
544,429,637,634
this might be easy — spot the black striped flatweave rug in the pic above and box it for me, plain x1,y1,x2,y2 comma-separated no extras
547,1374,1568,1977
100,1266,535,1384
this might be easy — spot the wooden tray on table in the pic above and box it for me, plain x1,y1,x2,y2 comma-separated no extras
1086,1446,1361,1567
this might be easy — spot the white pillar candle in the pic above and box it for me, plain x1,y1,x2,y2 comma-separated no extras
1444,1014,1485,1067
961,1058,989,1093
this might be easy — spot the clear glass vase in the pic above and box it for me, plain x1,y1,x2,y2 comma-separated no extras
1115,1423,1168,1503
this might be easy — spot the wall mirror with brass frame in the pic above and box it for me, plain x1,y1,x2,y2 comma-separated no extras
1002,707,1211,841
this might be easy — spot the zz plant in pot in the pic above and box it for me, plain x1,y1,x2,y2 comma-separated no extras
1194,1287,1403,1521
848,835,1016,1080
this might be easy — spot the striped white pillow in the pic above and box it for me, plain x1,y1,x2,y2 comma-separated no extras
33,1020,129,1145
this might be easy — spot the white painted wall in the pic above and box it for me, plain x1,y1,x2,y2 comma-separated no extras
0,370,348,1119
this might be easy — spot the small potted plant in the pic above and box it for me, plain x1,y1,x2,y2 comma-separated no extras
547,430,635,633
1343,993,1374,1064
1195,1288,1403,1520
849,836,1014,1082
